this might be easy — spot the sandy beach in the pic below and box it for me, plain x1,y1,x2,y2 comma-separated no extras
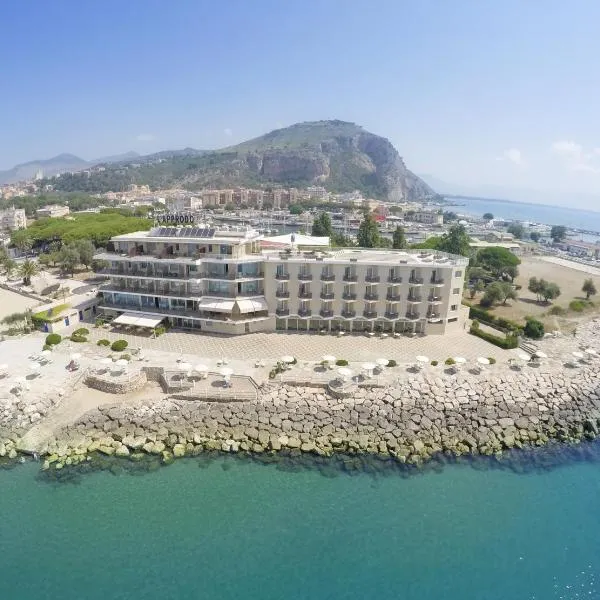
0,287,42,321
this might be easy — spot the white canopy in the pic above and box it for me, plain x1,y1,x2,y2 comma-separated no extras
115,359,129,367
262,233,330,248
376,358,389,367
195,364,208,372
572,351,585,359
197,299,235,312
322,355,336,363
220,367,234,377
337,367,353,379
236,298,268,313
454,356,466,364
477,357,490,365
416,355,429,363
113,312,164,328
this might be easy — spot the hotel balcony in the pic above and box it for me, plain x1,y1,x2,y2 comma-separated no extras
364,292,379,301
365,274,380,283
405,312,420,321
385,311,399,319
298,290,312,299
427,312,441,320
407,296,422,303
320,291,335,300
341,310,356,318
430,277,445,286
298,272,313,281
102,283,195,299
363,310,378,319
320,272,335,281
276,308,290,316
428,295,442,303
343,273,358,282
387,274,403,283
342,292,357,300
276,289,290,298
319,309,334,318
409,276,424,285
275,272,290,280
386,292,401,301
298,308,312,317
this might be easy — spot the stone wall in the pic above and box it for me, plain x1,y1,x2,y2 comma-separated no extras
84,371,147,395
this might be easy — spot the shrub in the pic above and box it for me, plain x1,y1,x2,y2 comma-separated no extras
70,333,87,343
154,326,166,337
97,339,110,346
387,359,397,367
569,300,586,313
120,353,131,361
431,360,438,366
471,319,480,330
94,317,105,328
488,357,497,365
74,328,89,335
42,344,52,352
469,326,519,349
45,333,61,345
445,357,456,365
524,318,544,339
111,339,128,352
549,305,566,316
335,359,349,366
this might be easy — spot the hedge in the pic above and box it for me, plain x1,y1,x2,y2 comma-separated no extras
468,305,522,334
45,333,62,345
469,325,519,349
70,333,87,343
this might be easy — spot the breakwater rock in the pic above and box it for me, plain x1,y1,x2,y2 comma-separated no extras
37,363,600,471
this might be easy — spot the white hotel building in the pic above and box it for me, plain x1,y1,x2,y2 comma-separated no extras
95,226,468,335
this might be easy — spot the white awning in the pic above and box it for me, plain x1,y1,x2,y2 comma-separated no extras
113,313,163,328
235,298,268,313
197,299,235,312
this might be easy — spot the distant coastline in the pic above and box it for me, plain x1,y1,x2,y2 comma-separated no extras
443,194,600,215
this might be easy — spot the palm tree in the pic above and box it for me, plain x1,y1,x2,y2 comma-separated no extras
3,258,17,280
18,258,39,286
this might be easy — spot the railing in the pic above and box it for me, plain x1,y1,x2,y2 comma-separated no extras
427,313,441,319
386,293,401,301
342,292,357,300
364,292,379,301
298,291,312,299
320,273,335,281
320,292,335,300
409,277,424,284
430,278,445,285
102,284,194,298
385,311,399,319
343,273,358,282
298,309,312,317
276,290,290,298
363,310,378,318
298,272,313,281
365,274,380,282
276,308,290,316
341,310,356,318
203,271,237,280
406,312,420,320
407,296,422,303
387,275,402,283
428,295,442,302
320,309,334,317
275,272,290,280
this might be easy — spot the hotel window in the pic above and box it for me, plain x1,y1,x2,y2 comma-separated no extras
453,288,460,294
450,304,457,311
455,270,462,277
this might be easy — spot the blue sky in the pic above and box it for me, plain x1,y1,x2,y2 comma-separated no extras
2,0,600,207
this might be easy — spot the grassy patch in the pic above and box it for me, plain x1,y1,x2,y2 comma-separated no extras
32,304,70,323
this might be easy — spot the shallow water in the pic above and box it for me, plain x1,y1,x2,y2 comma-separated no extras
2,450,600,600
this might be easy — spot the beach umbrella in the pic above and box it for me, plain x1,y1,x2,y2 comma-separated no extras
0,363,8,371
115,359,128,368
376,358,389,368
585,348,598,356
29,362,40,372
179,361,192,371
281,355,295,364
337,367,353,381
534,351,548,359
361,362,377,376
100,358,112,365
454,357,466,364
70,353,82,361
195,364,208,373
517,352,531,362
322,354,336,364
220,367,234,377
477,357,490,366
40,350,52,357
572,351,585,360
416,355,429,364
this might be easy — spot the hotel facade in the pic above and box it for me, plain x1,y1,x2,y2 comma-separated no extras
95,226,468,335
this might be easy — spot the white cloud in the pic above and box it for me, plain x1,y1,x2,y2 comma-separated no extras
136,133,155,142
551,140,599,173
224,128,233,137
497,148,526,167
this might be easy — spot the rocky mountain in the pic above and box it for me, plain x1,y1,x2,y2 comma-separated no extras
44,121,435,200
0,153,89,184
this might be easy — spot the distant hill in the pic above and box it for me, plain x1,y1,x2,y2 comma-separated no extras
44,121,435,201
0,153,89,184
93,151,140,164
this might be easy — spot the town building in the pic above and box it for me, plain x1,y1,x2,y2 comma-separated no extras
0,207,27,231
94,226,468,336
36,204,70,218
408,211,444,226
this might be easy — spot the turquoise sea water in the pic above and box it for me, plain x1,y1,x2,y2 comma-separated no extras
2,453,600,600
448,196,600,233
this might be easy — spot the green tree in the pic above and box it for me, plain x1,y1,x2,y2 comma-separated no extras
18,258,39,286
480,282,504,307
411,236,442,250
530,231,540,242
507,223,525,239
289,204,304,215
392,225,407,249
356,213,380,248
524,317,544,339
476,246,521,278
11,229,33,253
311,212,333,237
3,258,16,279
541,282,560,302
37,253,53,269
437,224,471,256
550,225,567,242
469,279,485,299
443,211,458,223
482,212,494,221
57,245,80,276
582,278,597,300
73,239,95,269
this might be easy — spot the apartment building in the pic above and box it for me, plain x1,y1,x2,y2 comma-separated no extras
36,204,70,218
409,211,444,226
95,227,468,335
0,207,26,231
